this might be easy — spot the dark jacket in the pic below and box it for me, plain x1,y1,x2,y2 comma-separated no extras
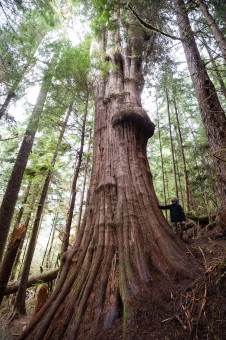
159,203,185,222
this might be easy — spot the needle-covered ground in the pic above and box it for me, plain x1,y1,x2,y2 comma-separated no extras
0,224,226,340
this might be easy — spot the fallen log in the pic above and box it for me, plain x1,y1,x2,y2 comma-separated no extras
186,214,216,225
4,268,59,296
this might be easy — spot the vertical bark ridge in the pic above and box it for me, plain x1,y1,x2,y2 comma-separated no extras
21,9,198,338
22,214,93,338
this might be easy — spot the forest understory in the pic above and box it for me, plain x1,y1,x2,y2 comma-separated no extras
0,221,225,340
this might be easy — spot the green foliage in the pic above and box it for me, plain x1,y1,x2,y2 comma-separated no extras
55,37,91,92
32,279,44,288
147,57,218,215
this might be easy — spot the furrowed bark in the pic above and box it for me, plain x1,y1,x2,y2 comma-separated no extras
20,8,197,340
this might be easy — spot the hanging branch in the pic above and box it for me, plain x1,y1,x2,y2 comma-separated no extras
127,3,181,41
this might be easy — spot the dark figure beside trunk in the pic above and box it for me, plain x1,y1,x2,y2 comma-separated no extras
159,197,185,238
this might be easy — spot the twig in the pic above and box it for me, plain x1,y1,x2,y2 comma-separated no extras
175,314,187,330
198,246,207,271
195,283,207,337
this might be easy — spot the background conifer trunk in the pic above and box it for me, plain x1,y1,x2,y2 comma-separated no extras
21,8,196,339
174,0,226,206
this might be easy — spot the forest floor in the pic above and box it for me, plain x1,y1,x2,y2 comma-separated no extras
0,223,226,339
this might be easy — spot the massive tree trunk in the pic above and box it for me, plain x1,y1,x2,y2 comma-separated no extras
20,9,196,340
174,0,226,206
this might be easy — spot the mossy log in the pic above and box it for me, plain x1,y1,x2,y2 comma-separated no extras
4,268,59,296
186,214,216,225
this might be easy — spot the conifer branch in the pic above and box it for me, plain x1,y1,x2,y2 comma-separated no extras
127,3,181,41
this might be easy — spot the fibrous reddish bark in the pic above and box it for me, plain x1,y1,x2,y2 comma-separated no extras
20,8,196,340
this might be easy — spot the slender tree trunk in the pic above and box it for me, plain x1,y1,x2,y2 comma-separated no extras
12,190,38,281
76,129,93,230
174,0,226,205
156,98,167,217
0,223,26,305
175,156,185,208
13,107,71,315
41,212,58,269
61,96,89,254
10,211,31,281
4,181,32,281
46,221,57,269
186,119,219,204
0,74,51,263
166,88,178,198
195,0,226,60
21,10,197,340
13,181,32,227
194,155,212,214
0,182,32,300
173,97,192,211
0,92,16,119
